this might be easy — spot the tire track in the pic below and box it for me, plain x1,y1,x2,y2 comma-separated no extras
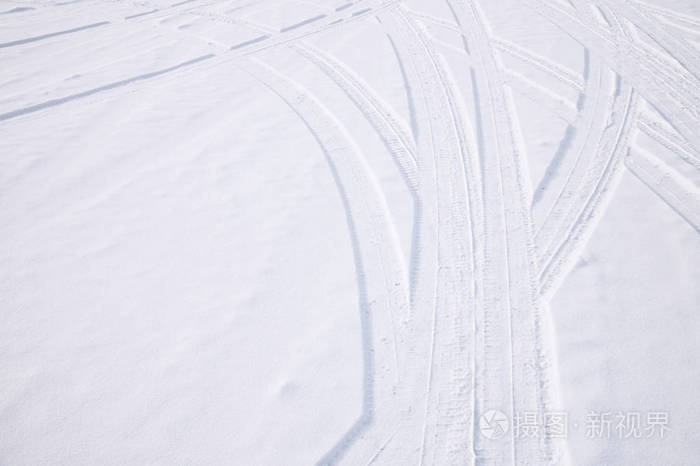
501,68,579,123
290,41,425,308
532,48,603,216
345,6,482,464
0,20,109,48
626,146,700,232
160,0,398,54
525,0,700,158
598,0,700,81
447,0,565,463
408,10,580,125
124,9,158,19
237,58,411,466
406,8,586,97
492,37,585,93
637,114,700,170
534,65,615,277
291,43,419,186
0,0,394,123
577,1,700,98
226,0,397,54
539,87,640,297
633,1,700,40
394,10,478,463
528,0,697,294
1,6,35,14
0,54,215,122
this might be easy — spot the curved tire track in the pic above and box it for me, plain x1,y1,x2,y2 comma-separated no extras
238,57,411,466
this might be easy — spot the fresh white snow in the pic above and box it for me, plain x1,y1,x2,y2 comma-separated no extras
1,0,699,464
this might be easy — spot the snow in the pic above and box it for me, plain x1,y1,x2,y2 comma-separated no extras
1,0,699,464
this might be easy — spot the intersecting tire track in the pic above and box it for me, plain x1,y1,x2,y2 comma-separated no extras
525,0,700,158
527,0,698,295
598,0,700,81
405,9,584,124
4,0,700,464
370,8,478,464
447,1,563,463
0,0,398,122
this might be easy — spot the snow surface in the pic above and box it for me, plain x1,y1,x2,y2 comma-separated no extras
1,0,699,464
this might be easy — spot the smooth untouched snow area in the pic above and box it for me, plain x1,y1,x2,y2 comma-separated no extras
1,0,699,464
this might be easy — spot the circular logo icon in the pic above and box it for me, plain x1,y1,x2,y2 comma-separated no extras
479,409,509,439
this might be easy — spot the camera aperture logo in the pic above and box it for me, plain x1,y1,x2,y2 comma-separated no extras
479,409,509,439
